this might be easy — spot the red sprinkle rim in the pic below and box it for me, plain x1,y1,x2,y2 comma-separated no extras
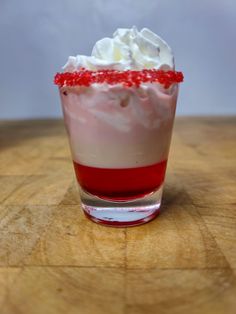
54,69,184,89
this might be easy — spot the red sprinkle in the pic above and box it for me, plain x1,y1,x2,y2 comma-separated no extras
54,69,184,89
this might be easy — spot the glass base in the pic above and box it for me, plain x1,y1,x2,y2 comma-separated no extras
80,185,163,227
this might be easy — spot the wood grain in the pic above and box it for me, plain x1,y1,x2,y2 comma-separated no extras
0,117,235,314
1,267,125,314
126,269,236,314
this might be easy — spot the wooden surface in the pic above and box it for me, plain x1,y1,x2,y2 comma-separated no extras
0,117,236,314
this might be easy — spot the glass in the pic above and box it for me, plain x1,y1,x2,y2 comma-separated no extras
59,82,179,227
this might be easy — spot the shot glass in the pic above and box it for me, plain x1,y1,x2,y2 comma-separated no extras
56,70,180,227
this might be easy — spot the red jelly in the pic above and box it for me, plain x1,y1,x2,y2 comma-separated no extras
73,160,167,201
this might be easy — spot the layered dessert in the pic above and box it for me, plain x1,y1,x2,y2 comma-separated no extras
54,27,183,205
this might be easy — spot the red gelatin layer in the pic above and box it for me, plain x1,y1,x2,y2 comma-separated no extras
73,160,167,201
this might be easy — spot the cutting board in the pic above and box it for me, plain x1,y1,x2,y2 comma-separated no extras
0,117,235,314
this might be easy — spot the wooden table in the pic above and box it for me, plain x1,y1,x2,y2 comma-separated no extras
0,117,235,314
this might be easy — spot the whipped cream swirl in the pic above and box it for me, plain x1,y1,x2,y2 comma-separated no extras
63,27,174,71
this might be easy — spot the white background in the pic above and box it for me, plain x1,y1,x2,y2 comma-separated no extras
0,0,235,119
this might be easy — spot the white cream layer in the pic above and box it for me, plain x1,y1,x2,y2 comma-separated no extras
60,83,178,168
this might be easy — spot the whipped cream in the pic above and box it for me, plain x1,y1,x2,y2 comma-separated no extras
60,27,178,168
63,27,174,72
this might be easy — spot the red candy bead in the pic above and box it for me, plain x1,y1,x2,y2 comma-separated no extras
54,69,184,89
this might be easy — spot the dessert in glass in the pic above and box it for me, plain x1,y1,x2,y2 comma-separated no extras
54,27,183,227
